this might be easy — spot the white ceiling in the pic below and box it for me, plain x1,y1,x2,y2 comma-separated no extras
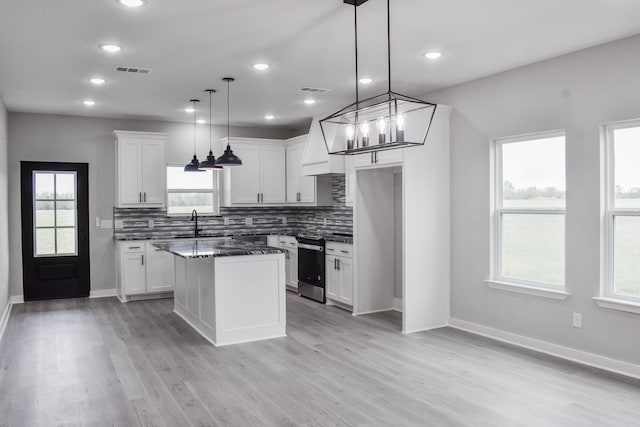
1,0,639,129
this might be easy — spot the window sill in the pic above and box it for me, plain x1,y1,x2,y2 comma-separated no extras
593,297,640,315
484,280,570,300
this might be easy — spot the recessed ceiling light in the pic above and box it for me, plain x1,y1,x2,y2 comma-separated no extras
253,63,270,71
197,119,206,124
89,77,106,85
304,99,316,105
184,107,195,113
117,0,146,7
424,51,443,60
265,115,275,120
82,100,96,107
359,78,373,84
100,44,122,53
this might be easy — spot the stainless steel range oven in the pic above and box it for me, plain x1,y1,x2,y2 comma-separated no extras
296,234,326,303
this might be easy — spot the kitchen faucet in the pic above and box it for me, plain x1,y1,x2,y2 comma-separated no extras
190,209,202,237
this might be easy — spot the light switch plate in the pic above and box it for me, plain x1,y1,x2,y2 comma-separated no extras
95,217,101,228
572,312,582,328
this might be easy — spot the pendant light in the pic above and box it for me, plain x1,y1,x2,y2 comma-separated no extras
216,77,242,166
199,89,223,170
319,0,437,155
184,99,203,172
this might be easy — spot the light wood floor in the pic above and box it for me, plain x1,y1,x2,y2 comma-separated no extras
1,293,639,427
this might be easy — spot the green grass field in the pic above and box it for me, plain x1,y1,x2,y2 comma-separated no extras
35,209,76,255
502,213,640,296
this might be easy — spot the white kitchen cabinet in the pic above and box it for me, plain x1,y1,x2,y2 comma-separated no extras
345,156,355,207
145,242,176,293
221,138,286,206
353,148,404,169
271,235,298,290
286,136,332,206
114,131,167,208
325,242,353,307
116,240,175,301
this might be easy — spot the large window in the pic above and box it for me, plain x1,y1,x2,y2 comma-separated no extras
604,121,640,301
166,166,219,215
493,131,566,289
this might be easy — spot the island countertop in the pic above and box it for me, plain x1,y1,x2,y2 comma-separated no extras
153,239,285,259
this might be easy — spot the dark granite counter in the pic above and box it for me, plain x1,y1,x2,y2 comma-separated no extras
153,239,285,259
115,231,353,244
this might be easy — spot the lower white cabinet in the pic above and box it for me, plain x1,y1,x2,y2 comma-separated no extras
325,242,353,306
268,235,298,290
116,240,175,301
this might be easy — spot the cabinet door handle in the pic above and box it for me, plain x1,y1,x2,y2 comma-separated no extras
261,193,264,203
144,192,147,202
257,193,260,203
336,258,340,270
139,192,142,202
141,254,144,266
340,250,349,254
128,246,141,250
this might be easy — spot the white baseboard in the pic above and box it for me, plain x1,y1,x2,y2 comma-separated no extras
89,288,118,299
354,307,395,316
10,295,24,304
403,323,449,335
0,301,12,343
449,318,640,381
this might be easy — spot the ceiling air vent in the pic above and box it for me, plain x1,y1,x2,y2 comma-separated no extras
115,66,151,74
300,87,330,93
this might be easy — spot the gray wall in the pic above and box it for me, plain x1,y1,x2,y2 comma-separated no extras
7,112,295,296
0,97,8,315
428,34,640,364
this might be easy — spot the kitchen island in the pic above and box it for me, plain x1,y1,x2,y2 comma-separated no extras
153,239,286,346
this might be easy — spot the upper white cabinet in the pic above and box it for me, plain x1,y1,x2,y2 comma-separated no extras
353,149,404,169
286,135,332,206
221,138,286,206
114,131,167,208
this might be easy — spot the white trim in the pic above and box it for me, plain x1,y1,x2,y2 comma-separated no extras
403,324,449,335
89,288,118,299
485,280,570,300
593,297,640,315
0,301,13,343
10,295,24,304
449,318,640,380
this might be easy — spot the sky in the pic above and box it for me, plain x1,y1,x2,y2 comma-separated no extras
502,135,565,190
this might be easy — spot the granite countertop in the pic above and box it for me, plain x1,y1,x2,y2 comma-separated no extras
153,239,285,259
115,232,353,244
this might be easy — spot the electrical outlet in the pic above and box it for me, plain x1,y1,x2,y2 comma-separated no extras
572,312,582,328
323,218,328,226
114,219,124,229
245,217,253,226
148,219,154,229
281,217,287,225
224,217,230,225
100,220,113,229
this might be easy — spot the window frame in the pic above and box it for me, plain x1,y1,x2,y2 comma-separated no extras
491,130,567,291
32,171,78,257
602,119,640,303
165,165,221,217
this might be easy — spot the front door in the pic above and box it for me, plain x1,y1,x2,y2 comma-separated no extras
20,162,90,301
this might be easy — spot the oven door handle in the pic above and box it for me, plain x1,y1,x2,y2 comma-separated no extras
298,243,324,252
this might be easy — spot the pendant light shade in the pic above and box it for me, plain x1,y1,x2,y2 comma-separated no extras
199,89,224,170
319,0,437,155
216,77,242,166
184,99,204,172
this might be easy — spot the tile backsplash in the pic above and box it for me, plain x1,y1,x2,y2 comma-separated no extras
113,176,352,240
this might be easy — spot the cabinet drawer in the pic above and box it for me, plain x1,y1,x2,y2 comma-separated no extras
122,242,145,253
326,242,352,258
278,236,297,248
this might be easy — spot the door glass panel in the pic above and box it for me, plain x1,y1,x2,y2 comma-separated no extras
35,173,55,199
56,201,76,226
56,228,76,254
35,228,55,255
35,201,55,227
56,173,76,199
33,171,78,257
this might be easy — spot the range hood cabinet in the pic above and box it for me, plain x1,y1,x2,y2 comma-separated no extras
301,118,345,176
